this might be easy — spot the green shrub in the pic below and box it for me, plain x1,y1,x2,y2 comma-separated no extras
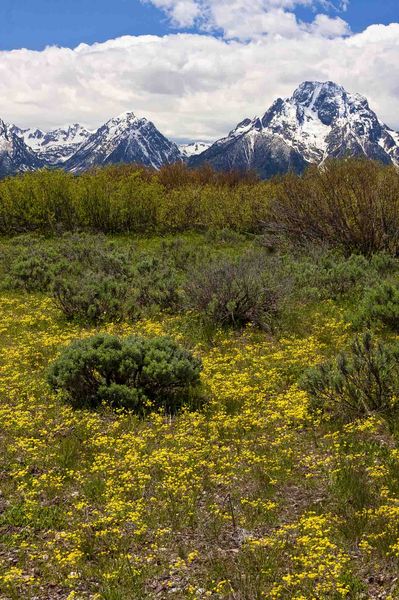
282,250,370,300
158,238,210,272
184,253,283,329
56,233,132,277
1,233,133,294
280,248,399,302
354,282,399,332
2,245,59,292
47,333,203,413
301,332,399,421
131,254,181,312
52,272,130,324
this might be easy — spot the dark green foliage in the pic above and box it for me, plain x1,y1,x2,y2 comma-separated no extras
52,273,130,324
355,282,399,332
47,333,203,413
158,238,211,272
283,250,369,300
301,332,399,421
281,248,398,302
1,233,132,294
132,254,181,312
184,253,284,329
1,244,59,292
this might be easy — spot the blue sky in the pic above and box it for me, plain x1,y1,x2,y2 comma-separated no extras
0,0,397,51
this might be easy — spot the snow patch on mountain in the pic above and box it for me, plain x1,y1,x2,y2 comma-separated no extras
11,123,92,165
179,142,211,158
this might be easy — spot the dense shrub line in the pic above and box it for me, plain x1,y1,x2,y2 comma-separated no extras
0,165,272,235
1,160,398,253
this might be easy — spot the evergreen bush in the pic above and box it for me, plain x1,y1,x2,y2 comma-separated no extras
48,333,203,413
301,332,399,421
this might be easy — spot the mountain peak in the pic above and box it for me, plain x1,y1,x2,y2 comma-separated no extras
191,80,399,178
65,110,180,173
108,111,140,126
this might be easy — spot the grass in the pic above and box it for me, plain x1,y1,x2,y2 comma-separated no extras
1,233,399,599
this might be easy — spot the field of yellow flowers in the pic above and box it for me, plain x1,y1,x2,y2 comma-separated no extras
1,263,399,598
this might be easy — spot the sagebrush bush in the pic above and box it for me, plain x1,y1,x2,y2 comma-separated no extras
47,333,203,413
355,282,399,331
2,245,59,292
132,254,181,312
52,273,131,323
184,253,284,329
1,233,132,294
158,238,210,272
301,332,399,421
280,247,399,302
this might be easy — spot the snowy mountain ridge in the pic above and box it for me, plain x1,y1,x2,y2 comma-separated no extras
11,123,93,164
64,111,182,173
1,81,399,179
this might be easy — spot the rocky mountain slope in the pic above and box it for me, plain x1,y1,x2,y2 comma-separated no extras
0,119,43,178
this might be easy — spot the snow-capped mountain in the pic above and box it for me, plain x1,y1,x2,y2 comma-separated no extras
2,83,398,179
179,142,211,159
190,81,399,178
11,123,92,165
65,112,181,173
0,119,43,178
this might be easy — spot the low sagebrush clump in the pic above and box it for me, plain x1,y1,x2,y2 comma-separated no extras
48,333,203,414
1,233,132,294
52,273,131,323
184,253,284,330
301,332,399,421
354,282,399,332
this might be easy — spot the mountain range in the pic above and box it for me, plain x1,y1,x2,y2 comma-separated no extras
1,81,398,179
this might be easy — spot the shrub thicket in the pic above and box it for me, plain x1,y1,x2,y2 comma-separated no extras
0,159,397,243
301,332,399,421
0,164,272,235
48,334,203,413
270,159,399,256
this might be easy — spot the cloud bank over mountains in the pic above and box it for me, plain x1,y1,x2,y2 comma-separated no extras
0,0,397,142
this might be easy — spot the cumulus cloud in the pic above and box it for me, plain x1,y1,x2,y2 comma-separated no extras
0,23,398,141
142,0,351,39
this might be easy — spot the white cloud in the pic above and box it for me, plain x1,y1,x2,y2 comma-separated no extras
142,0,351,39
0,24,398,142
145,0,200,27
307,14,351,37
